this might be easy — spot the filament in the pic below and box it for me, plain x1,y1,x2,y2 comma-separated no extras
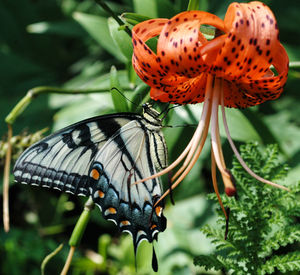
220,80,289,192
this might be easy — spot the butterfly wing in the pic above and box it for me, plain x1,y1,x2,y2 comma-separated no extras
13,114,136,196
13,111,167,250
88,119,167,250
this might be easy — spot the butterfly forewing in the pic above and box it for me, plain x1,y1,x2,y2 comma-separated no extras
13,107,167,251
13,115,134,195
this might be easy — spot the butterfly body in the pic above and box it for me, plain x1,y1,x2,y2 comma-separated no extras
14,104,167,250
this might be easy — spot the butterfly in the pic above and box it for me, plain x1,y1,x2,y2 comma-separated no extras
13,103,168,264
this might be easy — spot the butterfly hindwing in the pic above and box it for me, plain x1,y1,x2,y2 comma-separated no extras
88,119,167,249
13,106,167,251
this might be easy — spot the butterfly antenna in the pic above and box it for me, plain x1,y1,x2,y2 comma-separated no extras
160,104,182,121
110,87,138,107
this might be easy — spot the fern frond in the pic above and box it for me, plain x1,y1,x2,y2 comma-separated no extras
193,255,225,271
261,251,300,274
262,225,300,255
194,144,299,274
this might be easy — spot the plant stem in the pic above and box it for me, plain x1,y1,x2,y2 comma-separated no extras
5,86,110,124
3,124,12,232
95,0,132,36
41,244,64,275
60,198,95,275
60,246,76,275
69,197,94,247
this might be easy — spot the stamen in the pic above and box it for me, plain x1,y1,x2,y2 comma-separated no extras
211,148,228,219
171,74,214,181
158,125,210,203
220,80,289,192
134,74,214,186
210,78,236,196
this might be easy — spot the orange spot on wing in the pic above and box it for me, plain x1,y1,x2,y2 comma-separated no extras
121,220,130,226
91,169,100,180
151,224,157,230
108,207,117,214
155,206,162,217
98,190,105,198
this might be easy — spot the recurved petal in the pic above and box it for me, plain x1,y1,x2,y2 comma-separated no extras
156,11,225,78
132,18,169,84
223,41,289,108
213,2,281,81
150,73,208,104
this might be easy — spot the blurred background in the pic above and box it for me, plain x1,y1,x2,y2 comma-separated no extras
0,0,299,274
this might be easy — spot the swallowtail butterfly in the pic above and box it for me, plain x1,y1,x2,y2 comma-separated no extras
13,104,167,261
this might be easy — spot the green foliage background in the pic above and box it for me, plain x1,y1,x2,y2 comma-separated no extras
0,0,299,274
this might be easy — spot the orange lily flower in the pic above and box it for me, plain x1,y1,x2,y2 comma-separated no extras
132,1,289,216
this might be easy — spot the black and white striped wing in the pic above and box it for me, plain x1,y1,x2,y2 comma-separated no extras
13,115,136,196
13,110,167,251
88,119,167,250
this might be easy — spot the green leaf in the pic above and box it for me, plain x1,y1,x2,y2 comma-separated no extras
263,225,300,255
73,12,125,62
133,0,158,18
110,66,129,112
174,105,261,142
219,108,262,142
262,252,300,273
193,254,224,271
122,12,152,26
26,20,86,37
108,17,133,61
242,108,280,147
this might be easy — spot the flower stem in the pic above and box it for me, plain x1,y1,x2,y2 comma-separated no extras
3,124,12,232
